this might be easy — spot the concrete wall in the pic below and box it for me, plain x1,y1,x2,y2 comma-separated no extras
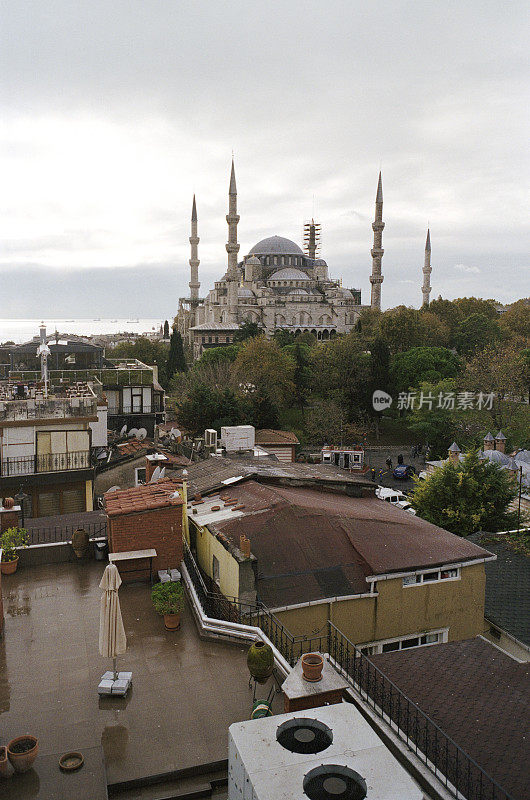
194,522,240,599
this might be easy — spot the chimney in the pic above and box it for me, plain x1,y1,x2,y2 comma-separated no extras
240,534,251,559
145,453,167,483
495,431,506,453
483,432,494,451
447,442,461,466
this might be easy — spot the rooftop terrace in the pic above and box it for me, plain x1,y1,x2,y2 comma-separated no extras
0,561,278,795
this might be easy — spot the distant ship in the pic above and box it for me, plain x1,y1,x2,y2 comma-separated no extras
127,318,139,323
110,319,117,323
93,318,101,321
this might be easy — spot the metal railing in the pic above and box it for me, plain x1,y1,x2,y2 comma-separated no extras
9,367,154,386
182,544,514,800
25,520,107,546
1,450,91,477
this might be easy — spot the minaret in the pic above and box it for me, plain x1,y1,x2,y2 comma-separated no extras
422,228,432,306
225,159,240,322
189,195,200,306
370,172,384,310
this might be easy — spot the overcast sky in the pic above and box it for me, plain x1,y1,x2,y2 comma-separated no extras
1,0,528,318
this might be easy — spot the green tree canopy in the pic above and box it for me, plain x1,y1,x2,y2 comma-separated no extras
379,306,450,352
410,449,518,535
233,320,261,342
197,344,240,366
454,313,501,356
232,336,295,407
109,337,169,386
391,346,461,393
499,299,530,339
453,297,498,320
165,329,187,385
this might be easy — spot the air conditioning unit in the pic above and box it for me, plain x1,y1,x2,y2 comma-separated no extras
204,428,217,448
220,425,255,452
228,703,423,799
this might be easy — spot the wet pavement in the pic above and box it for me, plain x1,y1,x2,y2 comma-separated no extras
0,562,279,786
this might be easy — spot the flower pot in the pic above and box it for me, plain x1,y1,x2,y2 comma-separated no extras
164,612,181,631
0,746,11,778
1,557,19,575
247,641,274,684
7,736,39,773
71,528,90,559
301,653,324,682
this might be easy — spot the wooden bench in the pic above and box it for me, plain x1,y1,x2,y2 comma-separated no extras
109,548,157,584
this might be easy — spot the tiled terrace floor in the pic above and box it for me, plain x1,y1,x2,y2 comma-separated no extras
0,561,280,785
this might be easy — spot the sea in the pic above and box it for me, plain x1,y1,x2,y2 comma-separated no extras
0,318,168,345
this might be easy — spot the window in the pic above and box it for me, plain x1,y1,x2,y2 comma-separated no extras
402,567,460,587
358,629,446,656
132,387,142,413
212,555,220,586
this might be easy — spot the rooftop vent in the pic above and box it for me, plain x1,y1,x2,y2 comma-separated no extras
303,765,367,800
276,718,333,755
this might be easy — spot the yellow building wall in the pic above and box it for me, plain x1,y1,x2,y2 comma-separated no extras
85,480,93,511
274,563,486,645
193,522,240,600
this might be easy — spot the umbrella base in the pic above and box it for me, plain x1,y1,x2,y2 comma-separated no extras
98,671,132,696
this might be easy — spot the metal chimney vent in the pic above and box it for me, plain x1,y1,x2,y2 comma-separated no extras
303,764,367,800
276,718,333,755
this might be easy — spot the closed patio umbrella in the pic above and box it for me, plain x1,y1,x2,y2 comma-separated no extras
99,563,126,680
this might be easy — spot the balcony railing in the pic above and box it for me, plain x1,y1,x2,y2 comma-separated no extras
0,451,91,477
183,544,514,800
0,398,97,422
9,366,154,386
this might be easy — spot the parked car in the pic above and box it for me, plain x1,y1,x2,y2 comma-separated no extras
395,500,417,515
393,464,415,480
375,487,406,504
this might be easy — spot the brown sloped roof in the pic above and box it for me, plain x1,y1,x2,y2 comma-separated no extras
369,638,530,800
105,479,183,517
208,482,493,606
255,429,300,445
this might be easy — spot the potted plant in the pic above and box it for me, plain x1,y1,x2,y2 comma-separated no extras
7,735,39,773
151,580,185,631
247,640,274,684
301,652,324,682
0,745,10,778
0,527,28,575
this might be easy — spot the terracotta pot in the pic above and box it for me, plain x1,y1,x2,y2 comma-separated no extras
301,653,324,682
0,746,11,778
7,736,39,773
247,641,274,684
1,557,19,575
71,528,89,559
163,612,181,631
2,497,14,509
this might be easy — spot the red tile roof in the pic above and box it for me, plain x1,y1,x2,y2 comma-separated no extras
114,439,152,457
255,429,300,445
105,479,183,517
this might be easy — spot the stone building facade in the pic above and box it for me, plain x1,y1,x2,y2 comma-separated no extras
176,161,379,359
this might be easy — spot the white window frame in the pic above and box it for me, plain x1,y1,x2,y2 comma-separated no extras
402,567,460,587
358,628,448,656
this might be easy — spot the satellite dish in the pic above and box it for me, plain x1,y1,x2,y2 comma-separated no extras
97,449,108,460
159,467,166,479
150,465,161,483
137,428,147,440
169,428,181,440
128,428,139,438
106,486,121,493
119,425,127,437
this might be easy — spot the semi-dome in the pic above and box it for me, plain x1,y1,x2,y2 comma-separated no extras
238,287,255,298
249,235,304,256
269,268,310,281
289,288,308,295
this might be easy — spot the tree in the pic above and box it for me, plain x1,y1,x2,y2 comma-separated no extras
165,329,187,385
391,347,461,394
110,337,170,386
197,344,240,365
233,320,261,343
499,299,530,339
232,337,295,407
248,388,280,429
305,400,364,446
427,298,463,341
410,449,518,535
454,313,501,356
177,383,218,434
163,320,170,338
379,306,450,352
453,297,498,320
283,342,312,412
273,329,295,347
407,379,460,458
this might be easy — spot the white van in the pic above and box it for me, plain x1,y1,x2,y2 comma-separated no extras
375,487,406,505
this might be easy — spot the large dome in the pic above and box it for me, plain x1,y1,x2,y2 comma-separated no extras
269,268,310,281
249,235,304,256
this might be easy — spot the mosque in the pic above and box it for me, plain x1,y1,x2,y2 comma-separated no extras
176,161,432,358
